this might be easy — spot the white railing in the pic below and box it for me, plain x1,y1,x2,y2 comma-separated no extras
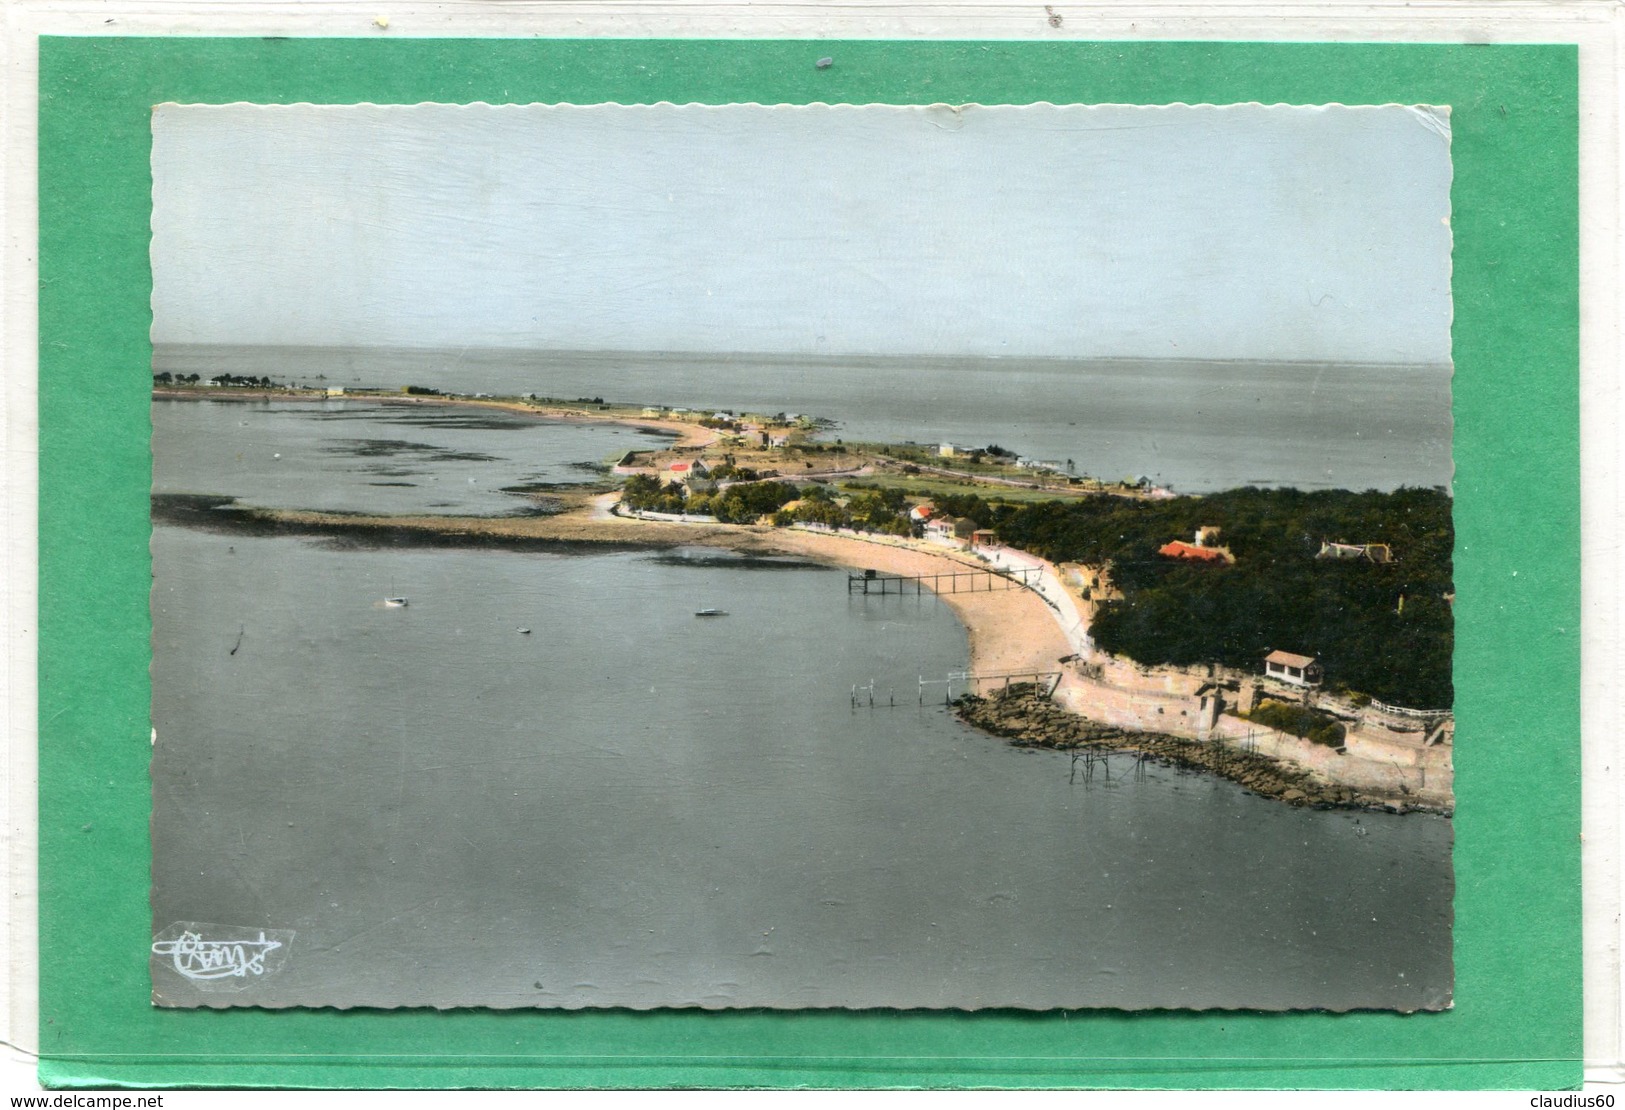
1369,698,1451,720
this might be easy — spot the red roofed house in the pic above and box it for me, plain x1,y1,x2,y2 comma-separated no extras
1158,540,1231,564
667,458,711,487
1264,650,1322,688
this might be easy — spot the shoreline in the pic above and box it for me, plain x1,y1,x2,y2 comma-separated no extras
150,387,1450,814
152,386,720,448
956,685,1450,816
155,491,1069,683
156,494,1448,814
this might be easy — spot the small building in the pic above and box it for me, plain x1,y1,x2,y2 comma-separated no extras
970,528,998,548
1264,650,1322,688
324,387,345,397
938,443,958,458
1317,541,1394,564
924,516,961,544
1158,540,1231,564
641,407,663,418
1194,525,1222,547
667,458,712,486
908,504,936,523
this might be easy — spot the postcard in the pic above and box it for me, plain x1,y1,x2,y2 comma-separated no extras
147,101,1454,1011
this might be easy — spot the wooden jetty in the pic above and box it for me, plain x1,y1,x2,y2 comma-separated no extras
962,669,1064,697
847,566,1040,594
849,669,1066,707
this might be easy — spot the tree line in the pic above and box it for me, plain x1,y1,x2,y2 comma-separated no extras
619,475,914,533
615,471,1453,707
986,486,1454,709
154,372,277,387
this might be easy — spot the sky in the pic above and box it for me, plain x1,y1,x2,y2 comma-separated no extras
151,102,1453,364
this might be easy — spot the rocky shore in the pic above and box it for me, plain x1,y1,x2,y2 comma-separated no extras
955,683,1443,814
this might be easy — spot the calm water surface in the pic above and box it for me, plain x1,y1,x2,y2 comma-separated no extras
156,345,1454,493
149,357,1453,1009
153,397,670,516
151,527,1452,1010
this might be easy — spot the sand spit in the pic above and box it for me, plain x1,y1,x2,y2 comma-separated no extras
152,386,719,448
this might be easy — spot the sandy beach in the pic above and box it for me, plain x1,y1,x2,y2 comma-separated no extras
738,529,1072,679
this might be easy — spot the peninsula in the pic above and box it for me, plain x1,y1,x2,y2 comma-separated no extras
154,380,1454,814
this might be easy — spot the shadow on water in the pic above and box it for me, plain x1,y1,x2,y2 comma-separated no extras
321,438,501,464
644,551,825,571
150,493,676,555
306,407,543,432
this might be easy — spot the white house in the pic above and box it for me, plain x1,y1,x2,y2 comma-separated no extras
923,516,963,546
1316,541,1394,564
1264,650,1322,688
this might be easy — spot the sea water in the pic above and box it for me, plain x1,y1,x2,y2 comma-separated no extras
151,525,1453,1010
154,345,1454,494
152,396,672,517
149,369,1454,1010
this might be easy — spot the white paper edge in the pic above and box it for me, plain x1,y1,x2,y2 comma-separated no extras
1,0,1619,1099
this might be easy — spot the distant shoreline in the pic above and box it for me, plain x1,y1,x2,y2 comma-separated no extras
153,341,1454,374
152,385,719,449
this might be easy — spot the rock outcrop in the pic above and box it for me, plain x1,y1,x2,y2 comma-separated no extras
955,683,1443,813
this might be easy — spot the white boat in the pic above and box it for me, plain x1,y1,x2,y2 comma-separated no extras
695,608,728,617
383,597,409,608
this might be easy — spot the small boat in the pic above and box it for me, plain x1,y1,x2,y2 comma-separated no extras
383,597,409,608
694,608,728,617
517,627,531,634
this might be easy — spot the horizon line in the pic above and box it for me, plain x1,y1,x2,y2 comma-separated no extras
151,341,1454,372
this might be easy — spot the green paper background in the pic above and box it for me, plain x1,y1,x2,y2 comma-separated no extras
37,37,1580,1089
